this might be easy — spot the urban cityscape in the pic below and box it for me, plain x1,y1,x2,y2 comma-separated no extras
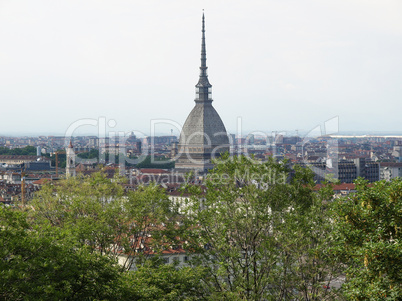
2,133,402,204
1,1,401,300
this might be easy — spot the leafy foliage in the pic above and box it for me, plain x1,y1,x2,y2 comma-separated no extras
135,155,175,169
76,150,175,169
77,148,99,159
44,151,66,168
332,178,402,300
0,146,37,156
182,154,342,300
30,172,180,271
2,154,401,300
123,260,206,300
0,206,124,300
1,172,203,300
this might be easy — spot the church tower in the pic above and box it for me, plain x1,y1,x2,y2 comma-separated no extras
66,141,76,178
175,13,229,173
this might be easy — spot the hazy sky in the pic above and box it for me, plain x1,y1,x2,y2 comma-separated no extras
0,0,401,136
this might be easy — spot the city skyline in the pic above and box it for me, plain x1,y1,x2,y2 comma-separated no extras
1,0,401,136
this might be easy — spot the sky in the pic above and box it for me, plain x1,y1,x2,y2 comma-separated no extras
0,0,401,137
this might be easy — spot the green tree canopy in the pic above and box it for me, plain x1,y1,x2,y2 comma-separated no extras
0,206,125,300
124,260,206,301
332,178,402,300
135,155,175,169
29,171,182,271
0,146,37,156
182,154,343,300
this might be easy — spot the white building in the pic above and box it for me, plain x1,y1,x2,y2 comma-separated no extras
379,162,402,181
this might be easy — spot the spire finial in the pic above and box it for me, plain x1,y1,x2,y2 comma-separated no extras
201,11,206,71
195,11,212,103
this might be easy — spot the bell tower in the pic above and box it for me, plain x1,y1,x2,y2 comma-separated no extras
66,141,76,178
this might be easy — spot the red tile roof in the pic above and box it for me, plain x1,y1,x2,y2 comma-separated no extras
140,169,170,174
314,183,356,191
32,178,52,185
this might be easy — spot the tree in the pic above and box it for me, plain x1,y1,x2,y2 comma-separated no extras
135,155,175,169
1,169,208,300
332,178,402,300
29,171,181,271
77,148,99,159
0,205,126,300
123,260,206,301
0,146,37,156
182,154,342,300
45,151,66,168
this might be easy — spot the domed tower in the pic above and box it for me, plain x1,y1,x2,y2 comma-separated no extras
175,13,229,173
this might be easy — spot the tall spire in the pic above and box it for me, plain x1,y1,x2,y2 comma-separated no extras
196,11,212,103
200,12,207,76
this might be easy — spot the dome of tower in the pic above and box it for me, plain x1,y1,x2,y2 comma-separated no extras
179,103,229,146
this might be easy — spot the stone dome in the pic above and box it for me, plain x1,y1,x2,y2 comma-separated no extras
179,102,229,147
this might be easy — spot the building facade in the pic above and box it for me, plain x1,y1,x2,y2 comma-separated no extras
379,162,402,181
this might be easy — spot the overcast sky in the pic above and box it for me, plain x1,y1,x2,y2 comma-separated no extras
0,0,401,136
